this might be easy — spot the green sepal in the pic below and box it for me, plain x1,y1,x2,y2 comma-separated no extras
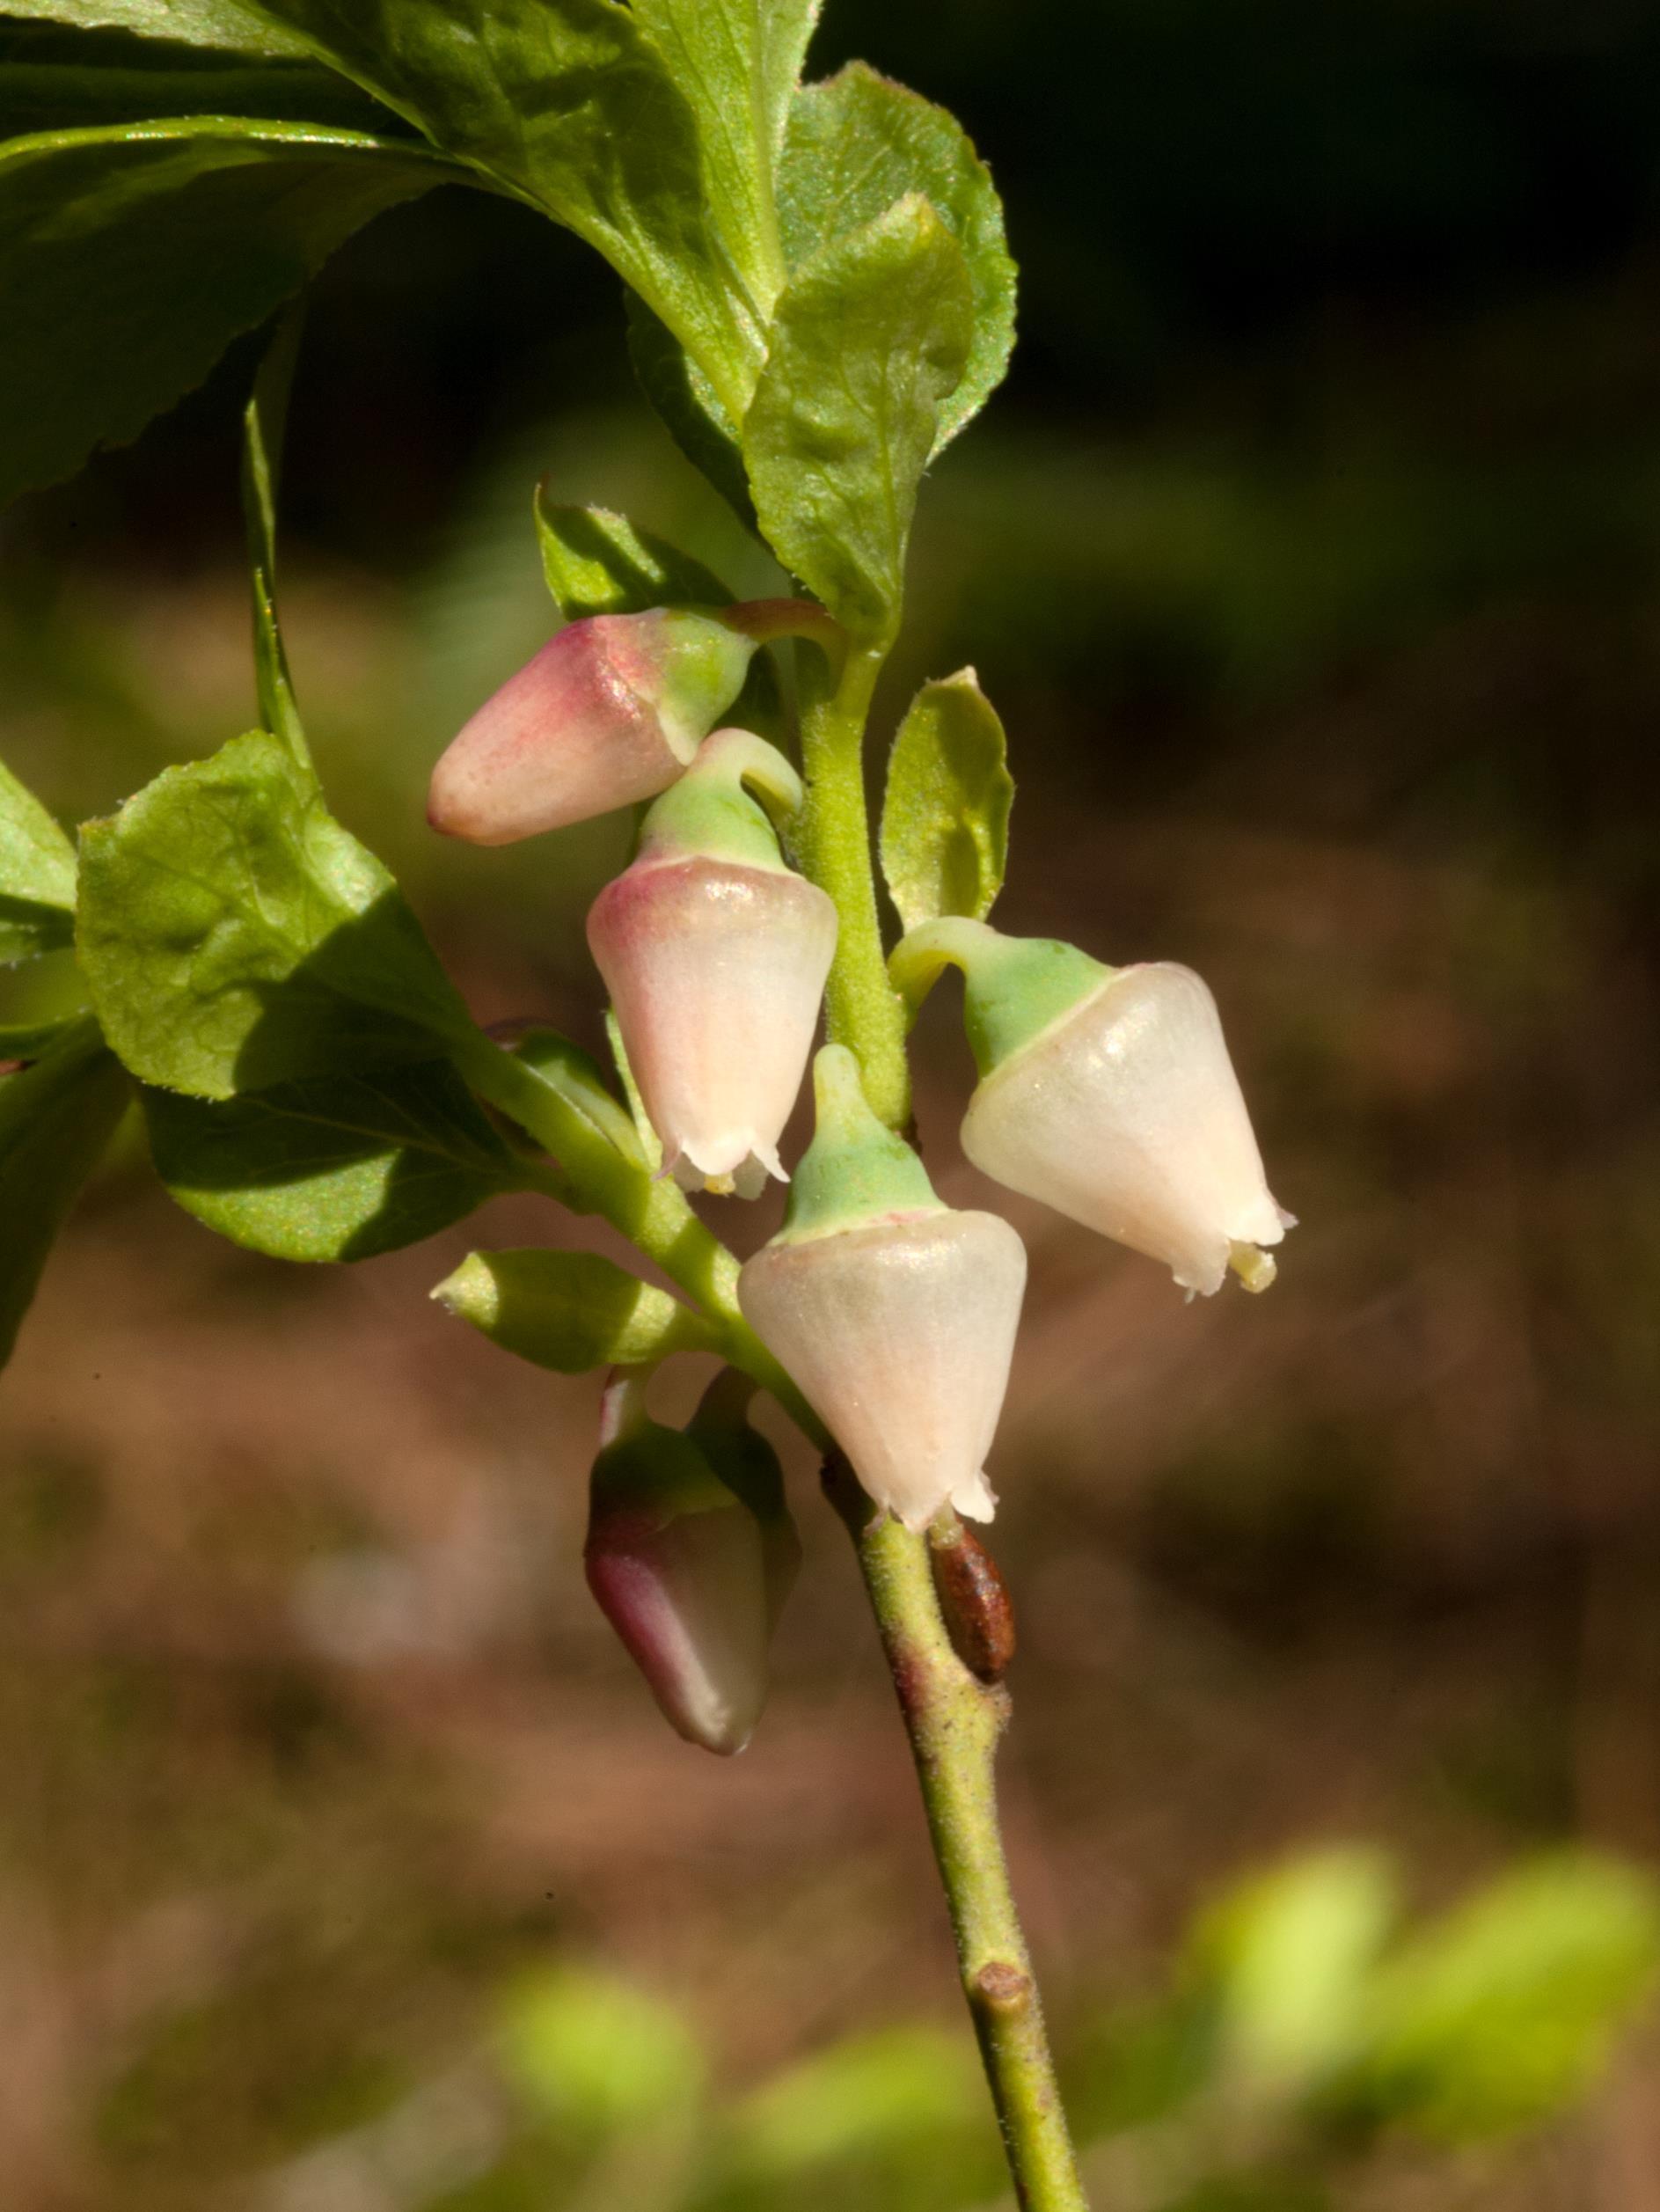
774,1044,941,1246
685,1368,787,1527
636,729,801,873
889,918,1110,1078
879,668,1013,934
0,1014,130,1370
432,1248,717,1375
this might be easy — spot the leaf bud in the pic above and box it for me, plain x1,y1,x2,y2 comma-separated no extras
428,607,757,845
587,729,837,1196
737,1046,1027,1532
890,918,1293,1298
584,1371,793,1755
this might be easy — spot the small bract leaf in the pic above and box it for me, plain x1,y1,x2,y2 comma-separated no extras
432,1248,715,1373
0,117,456,509
742,194,973,642
1,751,77,962
534,493,735,623
880,668,1013,934
0,1017,129,1370
77,729,473,1099
143,1058,524,1263
779,62,1016,450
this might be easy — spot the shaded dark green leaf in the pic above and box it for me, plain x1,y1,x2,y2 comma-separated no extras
880,668,1013,934
77,729,473,1099
742,194,973,641
779,62,1015,450
238,0,763,423
143,1058,525,1262
0,115,457,507
625,294,757,529
0,0,311,60
433,1247,716,1373
0,19,409,135
0,1016,129,1369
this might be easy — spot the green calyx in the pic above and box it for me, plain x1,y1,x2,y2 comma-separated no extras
889,918,1112,1078
654,608,761,755
637,728,803,871
593,1372,743,1524
774,1044,944,1245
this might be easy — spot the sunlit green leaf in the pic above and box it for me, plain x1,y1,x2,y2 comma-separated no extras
535,494,735,623
779,61,1016,450
0,0,311,60
496,1967,705,2132
1191,1848,1399,2093
144,1058,524,1262
1,751,77,960
0,1017,129,1368
731,2025,984,2176
77,729,473,1099
1335,1852,1660,2142
742,194,972,641
880,668,1013,934
240,0,764,424
0,116,457,507
631,0,819,325
432,1247,716,1373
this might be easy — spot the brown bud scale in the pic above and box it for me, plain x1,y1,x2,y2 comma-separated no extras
930,1521,1017,1682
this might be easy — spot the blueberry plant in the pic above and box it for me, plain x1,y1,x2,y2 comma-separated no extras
0,6,1291,2204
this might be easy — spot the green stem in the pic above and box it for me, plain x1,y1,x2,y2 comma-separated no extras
793,642,911,1129
830,1472,1090,2211
791,641,1090,2208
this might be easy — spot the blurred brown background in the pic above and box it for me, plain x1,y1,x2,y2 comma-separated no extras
4,1,1660,2206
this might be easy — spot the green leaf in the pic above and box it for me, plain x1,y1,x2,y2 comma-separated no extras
0,1017,129,1369
625,294,757,529
238,0,763,424
1192,1848,1400,2094
731,2025,984,2177
143,1058,525,1262
496,1967,705,2132
534,493,735,623
431,1247,716,1373
879,668,1013,934
0,0,311,60
241,305,308,765
779,62,1016,452
0,116,457,508
77,729,473,1099
742,194,973,642
0,1016,81,1061
1,751,77,960
0,21,407,136
1335,1853,1660,2142
630,0,819,324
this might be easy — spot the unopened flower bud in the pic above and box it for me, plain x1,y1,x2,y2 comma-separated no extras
891,919,1292,1299
737,1047,1026,1532
585,1372,791,1755
428,607,757,845
587,729,837,1197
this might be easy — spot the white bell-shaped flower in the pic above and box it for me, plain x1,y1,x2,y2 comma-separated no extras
892,919,1292,1298
738,1048,1027,1531
587,730,837,1197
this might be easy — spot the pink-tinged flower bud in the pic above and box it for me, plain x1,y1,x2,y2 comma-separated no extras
428,608,757,845
584,1371,796,1755
738,1047,1027,1533
891,919,1293,1299
587,729,837,1197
